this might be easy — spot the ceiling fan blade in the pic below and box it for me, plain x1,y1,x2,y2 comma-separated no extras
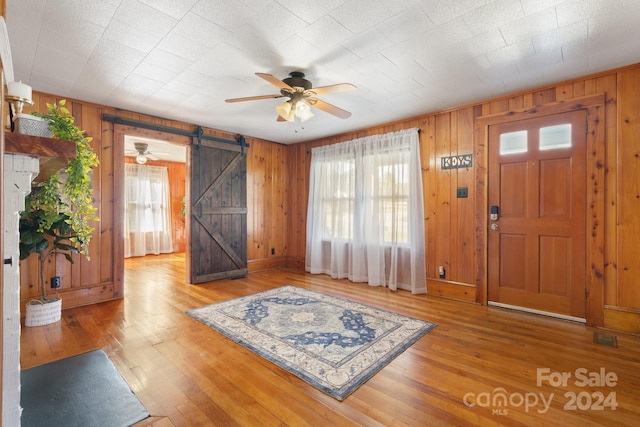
308,98,352,119
225,94,284,103
308,83,356,95
276,114,287,122
256,73,292,90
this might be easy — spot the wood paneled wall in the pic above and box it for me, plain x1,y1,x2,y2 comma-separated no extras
605,66,640,331
124,157,187,253
19,97,114,310
246,139,289,271
17,95,287,311
13,63,640,333
285,63,640,333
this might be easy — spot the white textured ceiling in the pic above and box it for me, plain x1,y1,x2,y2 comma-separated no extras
6,0,640,145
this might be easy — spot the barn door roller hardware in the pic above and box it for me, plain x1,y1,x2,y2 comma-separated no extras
102,115,249,149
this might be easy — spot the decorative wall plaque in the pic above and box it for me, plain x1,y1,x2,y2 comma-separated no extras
441,154,473,170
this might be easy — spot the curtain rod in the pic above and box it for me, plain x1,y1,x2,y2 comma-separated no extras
306,128,422,154
102,114,249,149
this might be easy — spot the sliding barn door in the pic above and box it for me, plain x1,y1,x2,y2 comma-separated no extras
190,139,247,283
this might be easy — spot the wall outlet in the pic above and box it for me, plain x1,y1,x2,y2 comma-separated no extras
438,266,446,279
456,187,468,198
50,276,61,289
271,248,275,255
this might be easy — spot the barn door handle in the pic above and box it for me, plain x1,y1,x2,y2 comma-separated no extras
4,257,13,266
198,203,203,218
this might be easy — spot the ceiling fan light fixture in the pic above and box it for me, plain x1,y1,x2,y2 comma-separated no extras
295,99,313,122
228,72,355,122
276,100,295,122
136,154,147,164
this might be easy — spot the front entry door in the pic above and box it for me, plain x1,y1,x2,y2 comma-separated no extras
190,139,247,283
488,110,586,319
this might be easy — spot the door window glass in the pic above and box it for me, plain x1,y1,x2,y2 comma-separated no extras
540,124,571,150
499,130,527,155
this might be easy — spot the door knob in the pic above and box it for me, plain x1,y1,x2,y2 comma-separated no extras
490,223,499,231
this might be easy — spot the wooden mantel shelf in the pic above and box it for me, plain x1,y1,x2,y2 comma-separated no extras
4,132,76,182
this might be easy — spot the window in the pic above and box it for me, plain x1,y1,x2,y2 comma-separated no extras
499,124,572,155
321,158,354,240
500,130,528,155
319,153,410,243
124,164,173,257
373,155,409,243
126,180,168,233
306,128,426,294
540,124,571,150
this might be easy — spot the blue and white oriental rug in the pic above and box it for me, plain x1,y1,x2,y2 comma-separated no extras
186,285,436,400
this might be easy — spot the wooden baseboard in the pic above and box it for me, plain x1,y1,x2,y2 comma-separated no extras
284,257,305,270
603,306,640,333
266,260,478,304
248,256,287,272
427,279,477,303
20,282,117,316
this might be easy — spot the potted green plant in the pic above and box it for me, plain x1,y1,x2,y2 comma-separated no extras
19,100,99,327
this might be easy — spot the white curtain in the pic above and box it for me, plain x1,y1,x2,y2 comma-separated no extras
124,164,174,258
305,128,426,294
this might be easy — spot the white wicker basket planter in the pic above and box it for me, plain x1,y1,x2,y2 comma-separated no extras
25,297,62,327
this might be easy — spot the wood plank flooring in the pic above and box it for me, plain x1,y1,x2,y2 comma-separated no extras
21,253,640,426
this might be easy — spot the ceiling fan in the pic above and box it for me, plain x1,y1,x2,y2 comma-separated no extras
126,142,159,164
225,72,356,122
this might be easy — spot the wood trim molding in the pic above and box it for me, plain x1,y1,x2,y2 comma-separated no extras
111,122,193,290
427,279,477,304
248,256,288,272
585,102,606,326
476,93,606,124
603,307,640,334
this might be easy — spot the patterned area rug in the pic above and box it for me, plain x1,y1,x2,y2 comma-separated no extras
187,285,436,400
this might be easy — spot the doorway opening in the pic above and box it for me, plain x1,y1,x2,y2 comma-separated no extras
123,135,188,273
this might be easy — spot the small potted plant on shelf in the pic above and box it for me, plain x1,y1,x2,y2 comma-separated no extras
19,100,99,327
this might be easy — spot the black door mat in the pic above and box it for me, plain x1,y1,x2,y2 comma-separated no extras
21,349,150,427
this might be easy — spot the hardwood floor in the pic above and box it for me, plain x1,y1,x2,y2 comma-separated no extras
21,253,640,426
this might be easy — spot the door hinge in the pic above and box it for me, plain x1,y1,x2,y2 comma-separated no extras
585,288,588,302
585,121,588,135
